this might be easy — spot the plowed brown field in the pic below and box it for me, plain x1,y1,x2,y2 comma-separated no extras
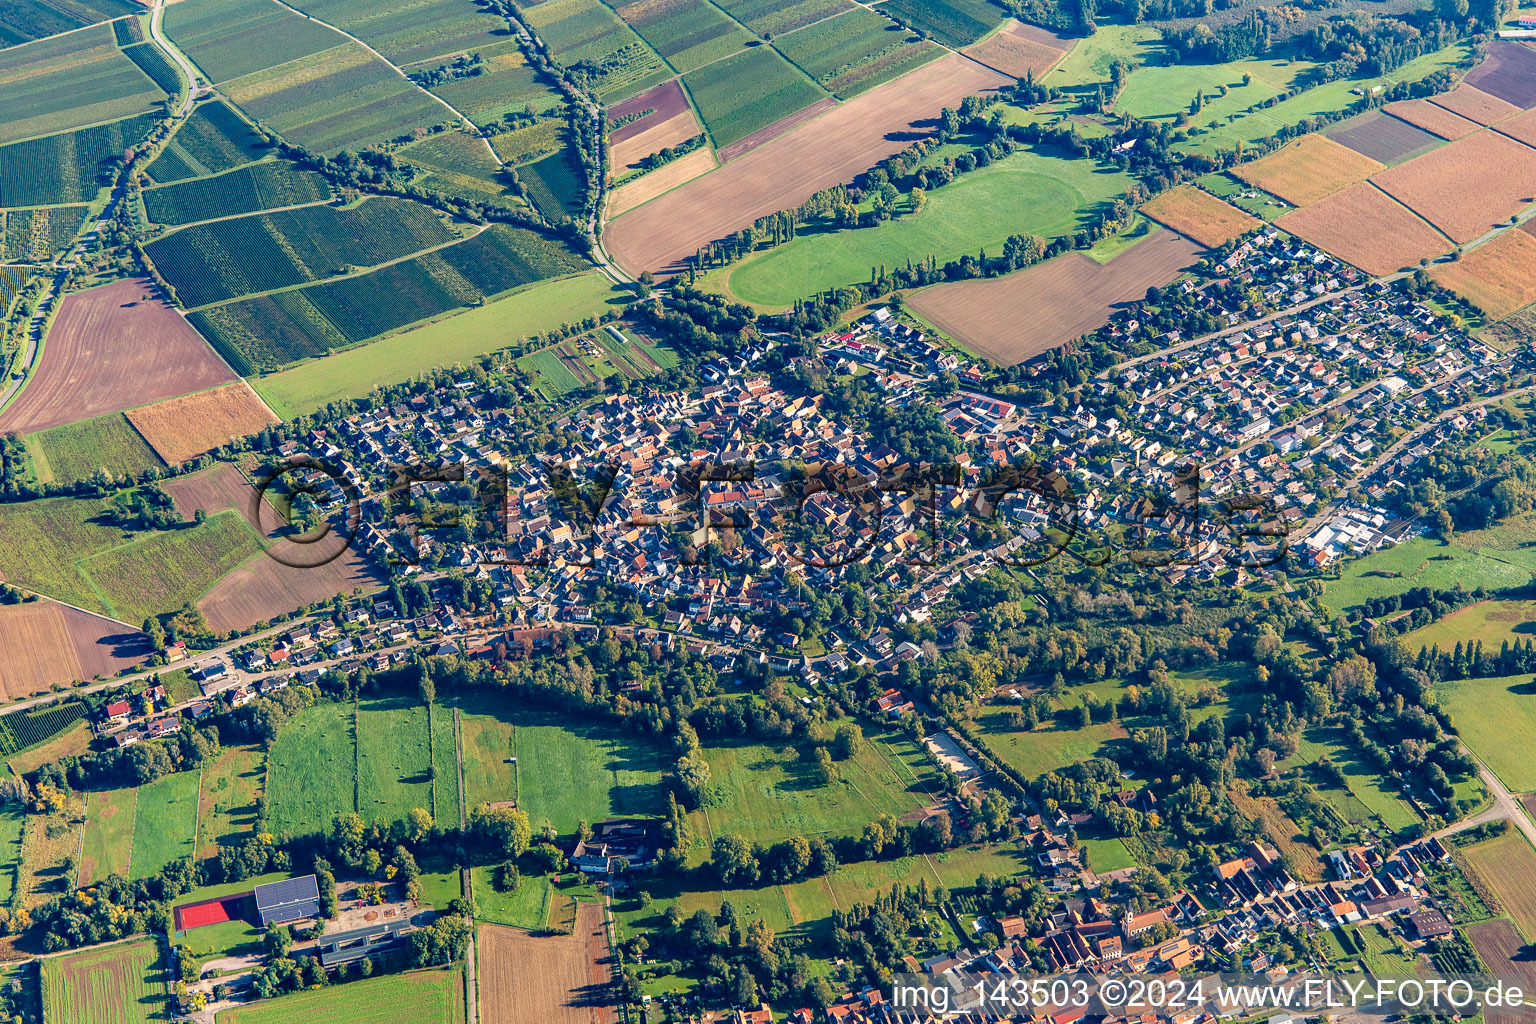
1429,83,1521,125
480,902,614,1024
607,147,717,218
0,600,150,697
1468,920,1536,1024
605,52,1009,275
125,382,278,464
0,278,235,434
908,228,1202,365
1276,182,1452,274
964,20,1066,78
1371,130,1536,244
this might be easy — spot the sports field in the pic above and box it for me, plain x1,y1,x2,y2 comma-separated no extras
41,939,165,1024
724,147,1136,307
254,272,628,417
216,969,464,1024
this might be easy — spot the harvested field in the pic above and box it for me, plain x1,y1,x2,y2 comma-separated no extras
1141,185,1260,247
1428,227,1536,319
610,112,702,173
0,279,234,435
1233,134,1384,206
1494,105,1536,147
716,96,837,162
1324,110,1441,164
1469,920,1536,1024
608,81,699,175
963,19,1066,78
162,464,385,633
479,903,614,1024
1463,38,1536,109
609,79,689,136
1371,130,1536,244
1229,782,1325,882
1276,182,1452,275
1429,83,1522,125
606,52,1007,274
125,383,278,465
1463,831,1536,941
0,600,148,699
607,147,717,217
1383,99,1481,140
908,229,1202,365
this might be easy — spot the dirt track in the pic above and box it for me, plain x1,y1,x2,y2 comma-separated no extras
908,229,1203,365
0,277,235,434
604,52,1010,276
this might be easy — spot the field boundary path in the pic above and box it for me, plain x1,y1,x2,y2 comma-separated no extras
453,700,478,1024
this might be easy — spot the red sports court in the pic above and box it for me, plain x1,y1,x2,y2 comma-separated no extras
173,895,250,931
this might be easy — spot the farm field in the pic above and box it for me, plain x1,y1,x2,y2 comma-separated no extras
607,147,716,217
607,79,701,173
400,129,517,208
488,119,565,166
478,905,611,1024
129,769,202,878
518,150,587,219
145,197,457,309
772,6,940,98
1435,673,1536,793
1469,918,1536,1024
963,19,1068,79
1406,599,1536,656
1320,536,1536,613
908,229,1203,365
0,0,140,46
0,111,159,207
604,51,1009,274
1430,83,1521,125
125,383,278,465
682,45,827,149
1323,109,1442,165
164,0,341,83
216,968,465,1024
1427,227,1536,319
1465,37,1536,106
877,0,1005,47
713,0,854,35
1498,105,1536,146
619,0,752,74
41,939,165,1024
724,147,1137,307
190,222,590,373
145,100,270,185
254,271,628,417
355,696,435,825
78,785,138,884
1371,130,1536,244
520,0,669,101
23,413,165,486
1140,184,1260,246
428,41,565,125
197,744,265,858
0,266,33,315
0,24,165,145
1463,831,1536,940
0,206,86,262
284,0,505,64
1275,182,1452,277
0,278,236,436
265,701,356,836
696,730,937,845
143,161,332,227
1384,98,1481,140
1233,134,1384,207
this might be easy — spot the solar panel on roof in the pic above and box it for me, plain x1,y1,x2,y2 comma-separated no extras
254,874,320,909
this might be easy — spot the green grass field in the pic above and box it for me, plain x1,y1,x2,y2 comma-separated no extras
1405,599,1536,654
41,938,165,1024
254,272,629,417
22,414,164,487
79,785,137,884
1319,537,1535,614
1285,727,1421,830
472,866,552,928
724,146,1136,307
214,968,464,1024
356,695,434,825
429,703,459,822
973,704,1128,781
516,347,584,396
0,807,26,904
696,730,939,846
265,701,356,836
415,869,460,910
1436,674,1536,792
196,744,265,858
512,708,667,835
130,770,201,878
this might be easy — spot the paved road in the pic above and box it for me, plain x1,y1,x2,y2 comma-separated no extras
1434,746,1536,852
149,0,199,118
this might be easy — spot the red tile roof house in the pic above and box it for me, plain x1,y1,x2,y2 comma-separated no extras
105,700,132,723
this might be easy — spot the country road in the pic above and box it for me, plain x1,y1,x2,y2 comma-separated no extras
1434,747,1536,853
149,0,199,118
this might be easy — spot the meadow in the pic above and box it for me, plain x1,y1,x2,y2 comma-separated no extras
0,808,24,904
355,695,435,825
682,45,827,148
696,730,938,845
511,708,667,834
473,865,554,928
216,969,464,1024
130,770,202,878
1435,674,1536,793
1405,599,1536,655
143,160,332,226
0,112,159,207
725,146,1136,307
254,272,629,416
265,701,357,836
191,223,591,370
1285,727,1421,831
145,197,455,308
41,939,165,1024
1319,536,1535,613
516,347,585,396
196,744,265,858
973,705,1128,781
23,413,165,487
79,786,137,884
